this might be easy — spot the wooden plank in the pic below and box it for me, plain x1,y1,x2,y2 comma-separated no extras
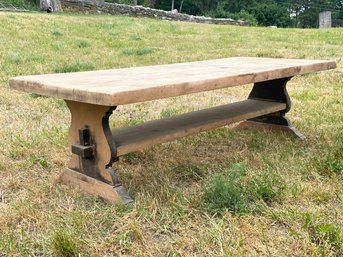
9,57,336,106
112,99,286,156
59,168,133,204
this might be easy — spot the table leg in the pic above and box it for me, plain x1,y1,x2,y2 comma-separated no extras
238,77,305,140
59,100,133,204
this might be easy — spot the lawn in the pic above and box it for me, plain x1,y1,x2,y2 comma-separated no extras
0,11,342,256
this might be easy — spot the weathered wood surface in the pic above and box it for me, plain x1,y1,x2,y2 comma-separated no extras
112,99,286,156
9,57,336,106
66,101,116,183
59,168,121,203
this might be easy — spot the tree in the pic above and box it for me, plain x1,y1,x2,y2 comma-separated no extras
179,0,184,12
249,2,292,27
143,0,342,27
155,0,202,15
287,0,342,27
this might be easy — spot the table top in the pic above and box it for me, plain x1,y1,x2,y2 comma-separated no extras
9,57,336,106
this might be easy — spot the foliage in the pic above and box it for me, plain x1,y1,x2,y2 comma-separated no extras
139,0,343,28
51,230,79,257
303,213,342,255
248,170,286,205
0,0,36,8
248,2,293,27
4,0,342,27
202,164,287,215
206,6,258,26
294,0,343,28
106,0,155,7
53,61,95,73
121,47,156,56
105,0,134,5
202,164,249,215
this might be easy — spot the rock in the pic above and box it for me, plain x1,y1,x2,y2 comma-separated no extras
40,0,63,12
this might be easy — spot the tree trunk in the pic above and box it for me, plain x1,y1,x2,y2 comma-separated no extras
39,0,62,12
179,0,184,13
149,0,155,8
133,0,137,6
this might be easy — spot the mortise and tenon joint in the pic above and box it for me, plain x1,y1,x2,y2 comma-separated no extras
59,101,133,204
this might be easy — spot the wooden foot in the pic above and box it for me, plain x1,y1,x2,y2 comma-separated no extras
59,168,133,204
237,120,305,140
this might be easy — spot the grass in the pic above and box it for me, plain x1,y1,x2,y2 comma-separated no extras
0,11,342,256
303,213,342,256
51,230,79,257
54,61,95,73
202,164,286,215
121,47,156,56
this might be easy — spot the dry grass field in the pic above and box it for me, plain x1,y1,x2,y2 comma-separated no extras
0,12,342,256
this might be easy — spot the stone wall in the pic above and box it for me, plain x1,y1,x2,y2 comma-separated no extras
61,0,248,26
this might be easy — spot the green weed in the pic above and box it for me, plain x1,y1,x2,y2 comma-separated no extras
130,34,142,41
114,202,133,217
293,90,319,101
324,155,343,172
76,39,90,48
5,52,21,64
51,31,63,37
202,163,248,215
30,93,46,98
172,163,207,182
34,155,48,168
248,170,286,205
18,155,48,168
51,230,79,257
122,47,156,56
316,140,343,177
202,164,286,214
247,135,265,150
108,31,119,36
54,61,95,73
54,99,67,110
122,117,145,127
202,173,248,214
303,213,342,256
227,163,247,180
160,107,179,118
121,151,146,165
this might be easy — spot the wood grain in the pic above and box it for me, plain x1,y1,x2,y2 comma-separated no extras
66,101,115,183
59,168,120,203
9,57,336,106
112,99,286,156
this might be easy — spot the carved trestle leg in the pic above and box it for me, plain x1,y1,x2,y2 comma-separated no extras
238,77,305,140
59,100,133,204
